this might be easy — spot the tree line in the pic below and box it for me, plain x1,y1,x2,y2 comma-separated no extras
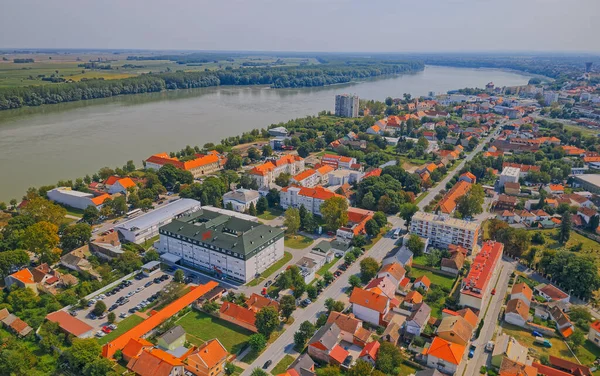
0,61,423,111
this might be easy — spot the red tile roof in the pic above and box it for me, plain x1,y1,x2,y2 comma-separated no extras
329,344,349,364
102,281,218,358
349,287,389,313
437,180,472,214
91,194,111,206
461,241,503,298
414,275,431,288
122,337,153,360
46,310,93,337
426,336,466,365
188,339,228,369
292,169,317,183
220,302,256,327
511,283,533,301
359,341,380,361
549,355,592,376
9,269,34,285
127,348,183,376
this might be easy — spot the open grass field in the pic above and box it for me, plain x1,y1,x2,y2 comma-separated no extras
247,251,293,287
257,207,283,221
176,310,252,354
409,268,456,290
96,314,145,345
499,322,577,362
284,234,314,249
272,354,295,375
530,229,600,266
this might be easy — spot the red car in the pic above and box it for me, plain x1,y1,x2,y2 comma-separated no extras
261,288,267,296
491,288,496,295
102,326,112,334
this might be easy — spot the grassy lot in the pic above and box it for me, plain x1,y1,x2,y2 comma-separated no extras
530,229,600,267
414,192,429,205
284,234,314,249
563,124,600,137
60,205,84,218
577,340,600,367
399,362,421,375
176,310,252,354
410,268,456,291
141,235,160,250
499,322,576,362
247,251,293,287
316,257,340,278
97,315,145,345
272,354,295,374
257,207,283,221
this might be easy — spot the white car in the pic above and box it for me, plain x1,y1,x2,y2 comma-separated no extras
119,312,129,319
95,331,106,337
108,324,117,330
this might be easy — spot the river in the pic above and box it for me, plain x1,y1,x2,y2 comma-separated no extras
0,65,531,201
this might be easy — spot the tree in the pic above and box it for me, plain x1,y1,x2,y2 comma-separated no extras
266,188,280,207
407,234,425,256
455,184,485,219
250,369,268,376
83,358,116,376
256,196,268,214
0,250,29,276
20,196,66,224
321,197,349,231
225,152,243,170
113,251,142,274
348,275,362,288
487,218,509,240
23,221,60,263
425,248,443,267
316,366,342,376
262,144,273,158
280,295,296,320
375,341,403,374
399,203,418,229
294,320,316,349
92,301,107,316
348,360,374,376
301,211,317,233
558,212,572,243
360,257,379,283
107,312,116,324
248,333,267,352
247,147,261,161
361,192,376,210
365,219,381,237
174,269,185,283
306,285,318,300
373,211,387,227
324,298,345,312
568,330,585,350
275,173,291,187
143,249,160,263
255,306,280,338
224,362,236,375
344,252,356,264
323,271,334,284
248,202,257,216
284,208,301,235
64,338,103,373
61,223,92,251
590,215,600,232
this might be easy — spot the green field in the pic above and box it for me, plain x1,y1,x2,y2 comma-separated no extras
257,207,283,220
176,310,252,354
410,268,456,290
530,229,600,266
316,257,340,277
97,315,145,345
271,354,295,374
284,234,314,249
247,251,293,287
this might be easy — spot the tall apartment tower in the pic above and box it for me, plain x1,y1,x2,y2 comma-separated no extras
335,94,359,118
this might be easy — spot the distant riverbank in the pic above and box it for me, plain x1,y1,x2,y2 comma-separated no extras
0,65,532,201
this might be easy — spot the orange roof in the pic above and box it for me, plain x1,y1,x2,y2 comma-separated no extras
316,165,335,175
405,291,423,304
511,283,533,301
329,344,349,364
117,177,136,189
46,310,93,337
292,169,317,182
188,339,228,369
437,180,472,214
590,321,600,333
460,172,476,182
182,154,219,170
9,268,34,285
285,185,344,201
249,161,276,176
426,336,466,365
349,287,389,313
462,241,503,297
105,176,121,186
245,293,280,313
327,311,361,335
561,326,574,338
91,194,111,206
547,184,564,192
379,263,406,282
127,348,183,376
584,156,600,163
414,275,431,288
219,302,256,327
359,340,380,360
426,163,437,173
458,308,478,328
122,337,153,360
506,299,529,321
103,281,218,358
370,125,381,133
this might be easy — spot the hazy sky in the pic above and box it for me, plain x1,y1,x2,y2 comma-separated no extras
1,0,599,52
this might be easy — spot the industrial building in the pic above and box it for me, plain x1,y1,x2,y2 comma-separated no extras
47,187,111,210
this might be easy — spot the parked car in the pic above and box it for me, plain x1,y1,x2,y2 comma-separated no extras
468,345,476,359
161,274,169,281
335,252,343,258
145,281,154,288
491,288,496,295
532,331,543,338
95,331,106,338
265,280,273,287
101,326,112,334
108,324,117,330
119,312,129,318
69,310,78,317
108,304,118,312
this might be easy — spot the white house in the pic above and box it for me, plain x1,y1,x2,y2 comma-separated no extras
280,186,347,216
405,303,431,336
349,288,389,326
504,299,529,327
47,187,110,210
223,189,260,213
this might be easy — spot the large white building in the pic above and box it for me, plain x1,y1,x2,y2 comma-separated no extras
157,209,284,283
248,155,305,188
280,186,347,216
115,198,201,244
499,167,521,188
409,212,480,252
47,187,111,210
335,94,359,118
222,189,260,213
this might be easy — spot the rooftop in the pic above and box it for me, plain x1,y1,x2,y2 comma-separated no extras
412,211,480,231
426,336,466,365
46,310,93,337
116,198,200,232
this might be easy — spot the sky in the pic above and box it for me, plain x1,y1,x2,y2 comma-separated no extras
1,0,599,53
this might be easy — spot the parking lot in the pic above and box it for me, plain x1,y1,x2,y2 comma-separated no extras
72,270,170,335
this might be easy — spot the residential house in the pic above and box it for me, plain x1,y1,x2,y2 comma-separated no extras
278,353,316,376
145,152,222,179
510,283,533,306
60,245,102,280
499,358,537,376
491,334,530,368
326,311,371,347
544,184,565,195
495,194,518,210
404,291,423,308
0,309,33,337
122,337,154,363
359,341,380,366
436,181,472,215
248,155,305,188
349,287,390,327
377,263,406,289
365,277,397,299
186,339,228,376
405,302,431,336
425,336,466,375
578,207,598,224
336,207,374,239
458,172,476,184
499,210,521,224
222,189,260,213
245,293,280,313
549,306,575,338
219,302,257,333
280,185,346,216
127,348,185,376
505,299,530,327
502,162,540,179
4,269,37,294
436,316,473,346
414,275,431,291
588,321,600,348
321,155,356,170
295,256,319,284
46,310,94,338
535,284,570,303
157,325,186,351
367,124,384,135
381,314,405,345
441,251,465,275
105,176,137,194
504,182,521,195
533,356,592,376
307,322,348,366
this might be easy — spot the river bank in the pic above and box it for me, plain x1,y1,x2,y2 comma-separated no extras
0,65,532,201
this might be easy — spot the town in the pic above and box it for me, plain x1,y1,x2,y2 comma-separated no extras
2,68,600,376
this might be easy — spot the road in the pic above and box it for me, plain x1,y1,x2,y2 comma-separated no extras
455,258,516,376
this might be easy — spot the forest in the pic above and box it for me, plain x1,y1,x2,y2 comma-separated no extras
0,60,424,111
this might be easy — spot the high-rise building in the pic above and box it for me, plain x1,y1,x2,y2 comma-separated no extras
585,62,593,73
335,94,359,118
409,211,480,251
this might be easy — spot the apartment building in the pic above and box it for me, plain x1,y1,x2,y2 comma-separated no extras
335,94,359,118
280,185,347,216
459,241,504,310
158,209,284,283
499,167,521,188
409,212,480,251
145,151,222,178
248,155,305,188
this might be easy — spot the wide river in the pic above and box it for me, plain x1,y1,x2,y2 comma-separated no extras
0,65,531,201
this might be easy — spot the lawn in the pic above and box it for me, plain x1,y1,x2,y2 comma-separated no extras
97,315,145,345
410,268,456,290
530,229,600,266
499,322,577,362
316,257,340,277
272,354,295,374
257,207,283,220
576,339,600,367
60,205,84,218
141,235,160,250
399,362,421,375
176,310,252,354
284,234,314,249
414,192,430,205
247,251,293,287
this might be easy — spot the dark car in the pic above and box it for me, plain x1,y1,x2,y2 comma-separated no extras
108,304,118,312
145,281,154,288
153,278,161,284
263,360,272,369
161,275,169,281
